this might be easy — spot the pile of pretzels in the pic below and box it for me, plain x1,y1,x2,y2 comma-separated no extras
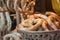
16,12,60,31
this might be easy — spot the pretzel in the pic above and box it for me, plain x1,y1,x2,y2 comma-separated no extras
42,20,49,31
47,15,58,30
34,13,58,30
53,20,60,29
18,17,42,31
17,12,60,31
45,12,60,22
16,15,34,29
27,19,42,31
20,15,35,27
34,14,48,20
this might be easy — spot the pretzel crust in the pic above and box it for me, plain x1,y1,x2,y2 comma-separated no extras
16,12,60,31
18,18,43,31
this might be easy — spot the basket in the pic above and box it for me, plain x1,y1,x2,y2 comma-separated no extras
17,30,60,40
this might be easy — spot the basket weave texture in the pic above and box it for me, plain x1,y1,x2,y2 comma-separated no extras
18,30,60,40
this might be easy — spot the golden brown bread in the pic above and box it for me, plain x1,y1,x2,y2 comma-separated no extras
16,12,60,31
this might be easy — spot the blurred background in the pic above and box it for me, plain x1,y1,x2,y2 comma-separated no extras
35,0,54,13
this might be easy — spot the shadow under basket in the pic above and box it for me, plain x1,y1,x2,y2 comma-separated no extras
17,30,60,40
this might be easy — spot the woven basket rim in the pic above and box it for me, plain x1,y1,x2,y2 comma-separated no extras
17,29,60,33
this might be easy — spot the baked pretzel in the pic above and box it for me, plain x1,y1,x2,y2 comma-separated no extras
42,20,49,31
47,15,58,30
17,12,60,31
34,14,48,20
34,13,58,30
27,19,42,31
45,12,60,22
16,15,34,30
45,12,60,29
18,17,42,31
20,15,35,27
53,20,60,29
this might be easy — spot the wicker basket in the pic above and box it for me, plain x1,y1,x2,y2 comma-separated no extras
17,30,60,40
